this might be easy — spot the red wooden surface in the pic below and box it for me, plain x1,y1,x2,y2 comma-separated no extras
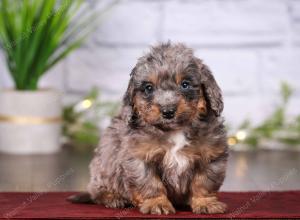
1,191,300,219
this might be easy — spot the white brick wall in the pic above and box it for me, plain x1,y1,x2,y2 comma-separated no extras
195,49,260,94
163,0,289,46
1,0,300,128
94,1,161,44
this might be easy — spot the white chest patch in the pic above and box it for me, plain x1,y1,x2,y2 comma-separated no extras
163,131,189,174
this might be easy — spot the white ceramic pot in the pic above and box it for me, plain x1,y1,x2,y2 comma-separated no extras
0,89,62,154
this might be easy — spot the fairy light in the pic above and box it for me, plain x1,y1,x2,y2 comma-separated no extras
81,99,92,109
236,130,247,141
227,129,248,147
74,99,93,112
227,137,237,146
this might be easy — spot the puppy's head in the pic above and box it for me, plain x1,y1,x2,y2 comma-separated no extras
123,42,223,130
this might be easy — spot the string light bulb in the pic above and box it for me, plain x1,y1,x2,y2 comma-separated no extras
74,99,93,112
236,130,247,141
227,130,248,147
227,137,237,146
81,99,92,109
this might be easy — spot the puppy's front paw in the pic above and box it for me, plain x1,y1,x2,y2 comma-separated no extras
191,197,227,214
94,192,128,208
139,196,175,215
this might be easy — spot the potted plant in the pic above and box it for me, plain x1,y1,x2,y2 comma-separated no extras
0,0,98,154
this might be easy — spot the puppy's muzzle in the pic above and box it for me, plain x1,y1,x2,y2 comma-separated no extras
161,106,176,119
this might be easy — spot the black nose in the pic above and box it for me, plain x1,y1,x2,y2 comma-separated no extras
162,107,176,119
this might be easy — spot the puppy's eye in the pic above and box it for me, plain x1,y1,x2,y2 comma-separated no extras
181,80,192,90
144,84,154,95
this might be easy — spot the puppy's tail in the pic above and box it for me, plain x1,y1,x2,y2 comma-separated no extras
67,192,94,204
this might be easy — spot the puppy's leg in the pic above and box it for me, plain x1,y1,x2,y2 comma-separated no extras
137,194,175,215
189,160,227,214
126,163,175,214
189,174,227,214
88,181,129,208
94,191,129,209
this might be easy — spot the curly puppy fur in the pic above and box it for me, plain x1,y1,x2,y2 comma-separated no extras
69,42,228,215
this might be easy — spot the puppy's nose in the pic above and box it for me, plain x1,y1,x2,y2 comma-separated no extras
161,107,176,119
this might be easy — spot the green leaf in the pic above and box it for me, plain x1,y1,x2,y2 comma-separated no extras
0,0,116,90
280,81,293,104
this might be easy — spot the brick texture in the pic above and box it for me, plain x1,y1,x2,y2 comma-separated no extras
0,0,299,127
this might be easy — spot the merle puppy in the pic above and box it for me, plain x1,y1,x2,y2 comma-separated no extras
69,42,228,215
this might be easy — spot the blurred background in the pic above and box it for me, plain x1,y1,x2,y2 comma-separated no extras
0,0,299,192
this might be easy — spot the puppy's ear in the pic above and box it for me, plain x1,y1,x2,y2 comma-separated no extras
123,67,136,106
196,59,223,116
123,67,139,127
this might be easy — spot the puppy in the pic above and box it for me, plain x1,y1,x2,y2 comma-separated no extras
68,42,228,215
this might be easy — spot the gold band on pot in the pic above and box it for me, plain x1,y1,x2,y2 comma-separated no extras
0,114,62,124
